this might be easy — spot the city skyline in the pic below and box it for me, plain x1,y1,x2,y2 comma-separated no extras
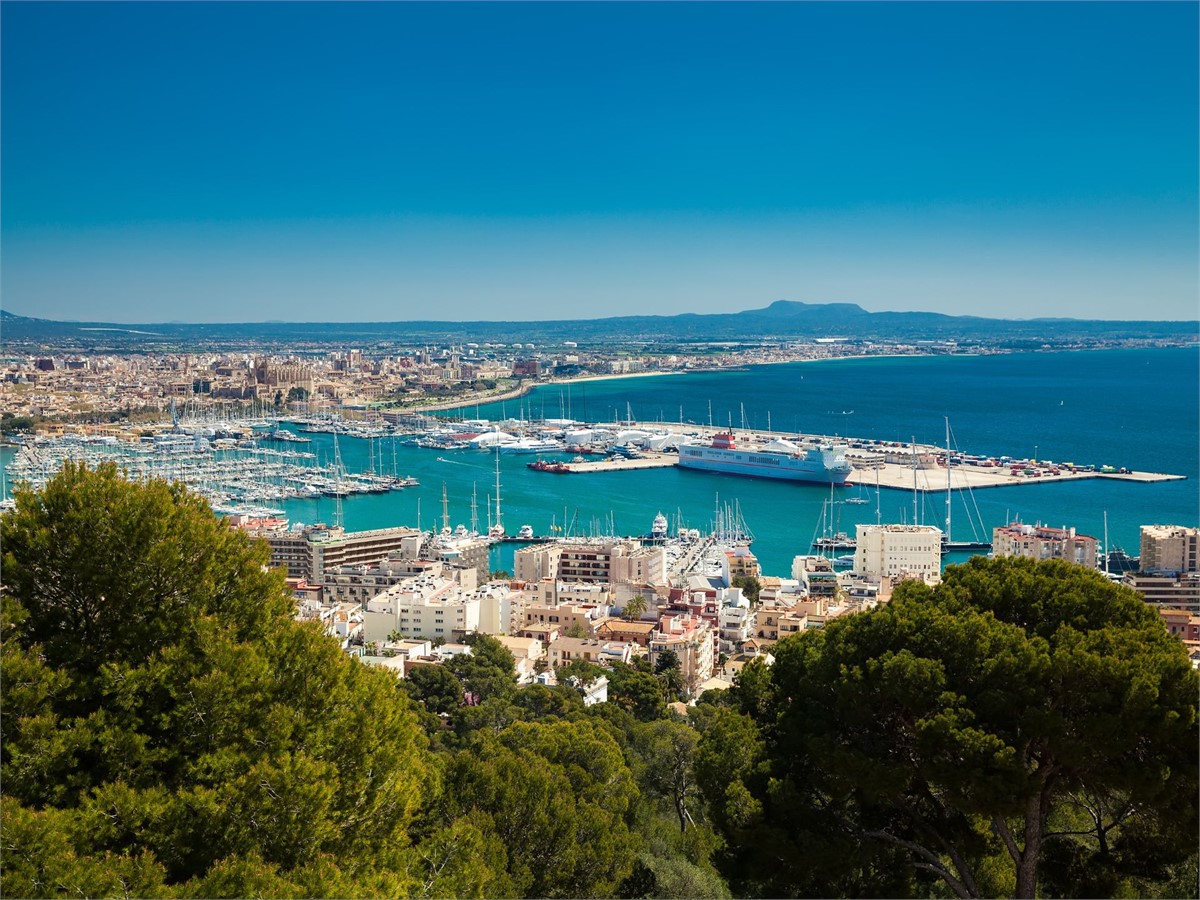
2,2,1197,324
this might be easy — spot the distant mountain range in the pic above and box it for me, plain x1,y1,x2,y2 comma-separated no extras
2,301,1196,348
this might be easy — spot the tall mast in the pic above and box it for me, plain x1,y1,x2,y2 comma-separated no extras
912,436,918,527
945,417,952,541
1104,511,1110,575
332,429,344,529
441,482,450,533
875,462,882,526
471,482,479,534
493,447,503,534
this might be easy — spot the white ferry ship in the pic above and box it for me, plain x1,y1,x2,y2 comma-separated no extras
677,432,853,485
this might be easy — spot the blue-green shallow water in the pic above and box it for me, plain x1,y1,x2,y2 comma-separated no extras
4,348,1197,577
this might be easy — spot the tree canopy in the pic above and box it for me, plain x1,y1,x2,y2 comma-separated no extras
711,557,1199,899
3,467,1194,899
1,464,435,897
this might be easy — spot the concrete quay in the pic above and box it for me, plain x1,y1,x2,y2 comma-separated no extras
559,452,679,473
546,451,1185,490
857,460,1186,494
573,423,1188,491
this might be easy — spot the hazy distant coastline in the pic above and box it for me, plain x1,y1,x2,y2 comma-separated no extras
3,300,1197,352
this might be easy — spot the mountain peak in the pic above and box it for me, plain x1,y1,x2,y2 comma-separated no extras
749,300,870,317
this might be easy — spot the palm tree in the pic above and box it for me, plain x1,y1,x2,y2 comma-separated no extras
624,593,649,622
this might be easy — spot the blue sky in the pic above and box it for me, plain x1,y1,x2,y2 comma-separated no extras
2,2,1196,323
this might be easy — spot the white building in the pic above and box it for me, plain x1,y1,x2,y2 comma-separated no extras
1141,525,1200,575
718,604,754,652
472,581,529,635
853,524,943,584
992,522,1098,568
362,576,481,643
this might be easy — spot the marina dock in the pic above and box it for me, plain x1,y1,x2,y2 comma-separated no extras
531,445,1183,489
556,452,679,473
588,423,1188,492
855,459,1185,493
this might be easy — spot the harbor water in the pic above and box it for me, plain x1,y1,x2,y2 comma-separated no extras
4,347,1197,577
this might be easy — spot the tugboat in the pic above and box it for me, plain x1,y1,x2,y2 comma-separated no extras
528,458,571,474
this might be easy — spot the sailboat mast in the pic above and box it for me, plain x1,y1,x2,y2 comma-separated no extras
1104,511,1110,575
912,435,918,526
493,447,503,533
332,429,344,529
875,463,882,526
945,417,952,540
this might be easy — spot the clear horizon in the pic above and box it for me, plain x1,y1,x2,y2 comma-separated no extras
2,2,1197,325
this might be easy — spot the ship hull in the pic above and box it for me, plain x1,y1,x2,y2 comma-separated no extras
677,446,851,484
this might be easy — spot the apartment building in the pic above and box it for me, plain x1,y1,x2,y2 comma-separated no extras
649,613,715,696
1122,572,1200,611
261,524,423,583
324,557,449,605
514,539,665,587
426,532,493,581
1140,525,1200,575
854,524,943,583
792,555,840,599
723,544,762,582
544,636,636,669
362,576,481,643
992,522,1098,568
523,594,609,635
472,582,528,635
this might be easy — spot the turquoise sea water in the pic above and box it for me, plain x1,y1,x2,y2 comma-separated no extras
5,348,1197,577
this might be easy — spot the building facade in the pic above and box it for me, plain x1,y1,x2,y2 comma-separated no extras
1140,525,1200,575
853,524,943,583
992,522,1099,569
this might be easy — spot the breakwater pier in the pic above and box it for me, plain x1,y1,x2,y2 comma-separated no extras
529,423,1185,492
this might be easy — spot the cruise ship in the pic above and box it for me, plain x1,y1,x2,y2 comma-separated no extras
677,432,853,485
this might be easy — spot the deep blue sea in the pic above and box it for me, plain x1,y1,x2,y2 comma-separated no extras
5,348,1197,577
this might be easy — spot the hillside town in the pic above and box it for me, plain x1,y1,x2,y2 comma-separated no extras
233,513,1200,702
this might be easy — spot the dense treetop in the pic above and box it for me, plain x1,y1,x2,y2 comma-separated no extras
1,466,1195,898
